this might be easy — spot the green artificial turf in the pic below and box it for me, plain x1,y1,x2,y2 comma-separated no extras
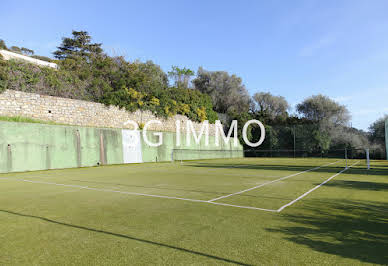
0,158,387,265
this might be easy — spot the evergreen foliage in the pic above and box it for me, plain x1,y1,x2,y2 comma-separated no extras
0,33,217,123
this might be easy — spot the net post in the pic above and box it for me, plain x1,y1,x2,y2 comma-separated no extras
366,148,370,170
293,125,296,159
345,148,348,169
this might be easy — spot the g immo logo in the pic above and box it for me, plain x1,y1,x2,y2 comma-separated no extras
123,120,265,148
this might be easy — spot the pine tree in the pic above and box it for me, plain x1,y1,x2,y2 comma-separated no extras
53,30,103,59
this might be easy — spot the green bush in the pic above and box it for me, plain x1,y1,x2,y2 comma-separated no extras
0,56,8,92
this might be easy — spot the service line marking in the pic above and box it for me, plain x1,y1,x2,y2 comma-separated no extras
207,160,342,202
276,160,360,212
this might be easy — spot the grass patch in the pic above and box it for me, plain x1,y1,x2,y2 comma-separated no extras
0,115,58,125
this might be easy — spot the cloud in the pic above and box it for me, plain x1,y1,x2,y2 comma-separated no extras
332,95,353,103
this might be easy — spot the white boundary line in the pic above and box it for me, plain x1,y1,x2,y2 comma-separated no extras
207,160,341,202
276,160,360,212
208,202,278,212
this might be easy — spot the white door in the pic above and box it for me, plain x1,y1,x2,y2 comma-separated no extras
122,130,143,163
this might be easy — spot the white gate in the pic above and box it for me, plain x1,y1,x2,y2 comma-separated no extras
122,130,143,163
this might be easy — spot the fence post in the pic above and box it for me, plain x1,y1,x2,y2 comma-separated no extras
293,125,296,159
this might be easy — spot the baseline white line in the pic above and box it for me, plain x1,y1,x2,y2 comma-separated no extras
207,160,342,202
276,161,360,212
208,202,278,212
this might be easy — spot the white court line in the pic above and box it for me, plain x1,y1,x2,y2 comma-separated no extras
276,161,360,212
208,202,278,212
207,160,341,202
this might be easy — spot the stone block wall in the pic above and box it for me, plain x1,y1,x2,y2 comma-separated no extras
0,90,218,135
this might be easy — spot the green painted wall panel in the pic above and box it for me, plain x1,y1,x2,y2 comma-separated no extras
0,122,123,173
77,128,99,167
141,130,243,162
101,129,124,165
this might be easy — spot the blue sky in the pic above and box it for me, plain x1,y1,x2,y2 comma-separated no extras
1,0,388,130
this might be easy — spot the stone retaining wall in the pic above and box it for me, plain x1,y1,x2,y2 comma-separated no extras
0,90,218,135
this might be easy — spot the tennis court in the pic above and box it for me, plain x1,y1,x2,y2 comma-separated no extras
1,157,387,265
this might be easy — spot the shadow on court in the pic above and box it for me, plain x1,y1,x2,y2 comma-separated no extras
324,180,388,191
185,163,388,177
266,200,388,265
0,209,250,266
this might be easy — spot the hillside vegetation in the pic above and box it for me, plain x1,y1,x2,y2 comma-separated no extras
0,33,216,123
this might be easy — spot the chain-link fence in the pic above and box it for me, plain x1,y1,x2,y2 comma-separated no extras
247,123,385,160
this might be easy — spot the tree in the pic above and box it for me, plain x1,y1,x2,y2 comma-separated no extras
10,46,22,53
20,47,34,56
0,39,7,50
138,60,169,92
168,66,194,89
53,30,103,60
252,92,289,120
192,67,250,115
369,115,387,145
330,126,369,150
297,94,350,126
107,59,169,96
368,115,387,159
296,95,351,151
